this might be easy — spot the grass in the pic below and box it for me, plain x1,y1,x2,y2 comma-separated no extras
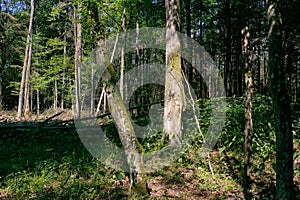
0,97,300,199
1,126,298,199
0,128,127,199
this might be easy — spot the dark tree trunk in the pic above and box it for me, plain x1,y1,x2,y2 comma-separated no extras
267,1,295,199
224,0,232,96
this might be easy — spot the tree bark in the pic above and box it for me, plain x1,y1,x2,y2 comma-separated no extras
61,29,67,110
95,40,148,197
267,1,295,199
185,0,193,84
24,41,33,116
17,0,34,118
224,0,232,97
120,6,126,100
164,0,185,146
242,26,253,200
74,3,82,118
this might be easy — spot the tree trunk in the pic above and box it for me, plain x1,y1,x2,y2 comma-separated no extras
0,65,3,110
24,41,33,116
74,3,82,118
95,87,105,115
61,30,67,110
95,40,148,197
164,0,185,146
120,6,126,100
54,76,58,110
224,0,232,97
185,0,193,84
90,65,95,114
267,1,295,199
36,89,39,116
242,26,253,200
17,0,34,118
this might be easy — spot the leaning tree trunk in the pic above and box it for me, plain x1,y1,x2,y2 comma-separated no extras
17,0,34,118
95,40,148,197
267,0,295,199
163,0,185,146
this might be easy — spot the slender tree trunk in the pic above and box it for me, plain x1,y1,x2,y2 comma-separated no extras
24,41,33,116
224,0,232,96
90,65,95,114
74,4,82,118
0,62,3,110
257,45,261,93
61,30,67,110
17,0,34,118
120,6,126,99
185,0,193,84
54,76,58,110
242,26,253,200
103,90,107,113
134,14,140,109
36,89,39,116
30,86,33,112
267,1,295,199
164,0,185,146
95,87,105,115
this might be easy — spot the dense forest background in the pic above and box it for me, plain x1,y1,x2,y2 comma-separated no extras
0,1,299,112
0,0,299,199
0,0,299,112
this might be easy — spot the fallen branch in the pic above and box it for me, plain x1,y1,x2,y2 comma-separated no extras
41,111,64,125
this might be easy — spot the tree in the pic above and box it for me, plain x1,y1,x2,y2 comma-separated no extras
242,26,253,200
163,0,185,146
17,0,34,118
267,0,295,199
95,39,149,197
74,2,82,118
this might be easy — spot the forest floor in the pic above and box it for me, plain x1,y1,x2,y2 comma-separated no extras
0,109,299,199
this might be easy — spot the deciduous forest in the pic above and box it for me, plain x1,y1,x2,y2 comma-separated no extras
0,0,299,199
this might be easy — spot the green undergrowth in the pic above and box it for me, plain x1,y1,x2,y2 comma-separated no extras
0,95,299,199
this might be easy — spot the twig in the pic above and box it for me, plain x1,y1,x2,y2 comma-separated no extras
182,71,214,176
41,111,64,125
207,151,214,176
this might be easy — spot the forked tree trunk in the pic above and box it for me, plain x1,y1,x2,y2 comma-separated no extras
164,0,185,146
17,0,34,118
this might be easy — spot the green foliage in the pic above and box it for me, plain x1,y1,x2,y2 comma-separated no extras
0,127,127,199
195,95,276,175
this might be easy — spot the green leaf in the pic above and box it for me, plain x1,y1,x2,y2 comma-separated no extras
219,146,226,154
116,172,124,181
